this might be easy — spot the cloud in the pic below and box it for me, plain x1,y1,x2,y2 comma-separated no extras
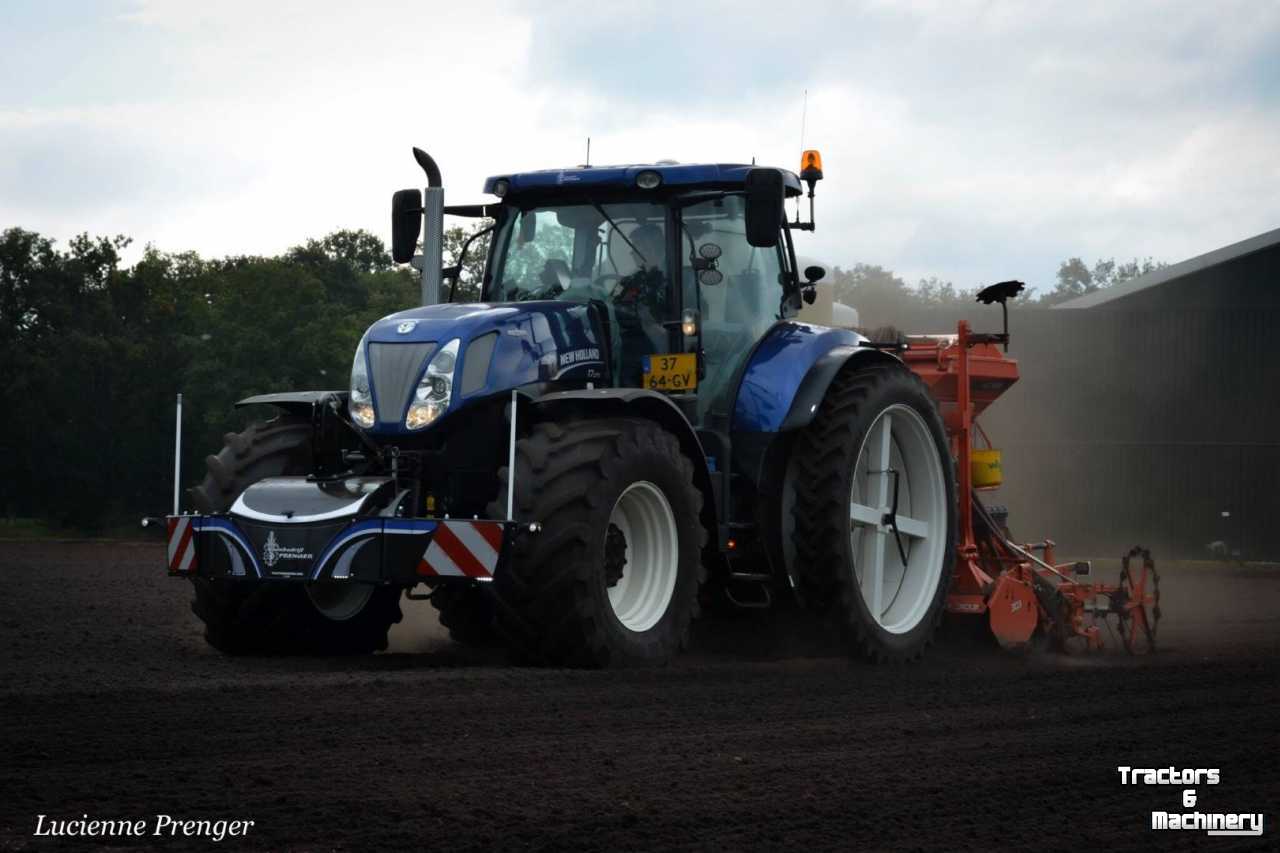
0,0,1276,294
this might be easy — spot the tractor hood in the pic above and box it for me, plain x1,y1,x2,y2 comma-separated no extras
354,301,605,435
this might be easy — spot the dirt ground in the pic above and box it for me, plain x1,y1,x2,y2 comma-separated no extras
1,542,1276,851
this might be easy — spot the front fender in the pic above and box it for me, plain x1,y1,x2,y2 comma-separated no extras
235,390,345,414
530,388,718,530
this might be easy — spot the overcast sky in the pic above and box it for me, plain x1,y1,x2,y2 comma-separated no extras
3,0,1277,294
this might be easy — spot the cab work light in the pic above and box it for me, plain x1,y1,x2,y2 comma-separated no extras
635,170,662,189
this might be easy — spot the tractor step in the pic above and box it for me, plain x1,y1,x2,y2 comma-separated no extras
723,578,773,609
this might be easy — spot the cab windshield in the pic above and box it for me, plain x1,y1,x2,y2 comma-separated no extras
488,201,669,306
487,201,673,386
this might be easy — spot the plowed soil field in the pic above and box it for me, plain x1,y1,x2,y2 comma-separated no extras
2,543,1276,851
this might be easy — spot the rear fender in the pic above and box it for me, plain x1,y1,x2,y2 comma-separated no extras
733,325,902,592
778,345,902,431
731,322,899,433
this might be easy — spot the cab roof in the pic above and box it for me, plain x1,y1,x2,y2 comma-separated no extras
482,163,804,198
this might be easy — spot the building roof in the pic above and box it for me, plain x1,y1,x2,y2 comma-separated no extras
483,163,804,198
1054,225,1280,309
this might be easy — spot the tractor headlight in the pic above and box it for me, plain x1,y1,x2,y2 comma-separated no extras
348,335,375,428
406,338,459,430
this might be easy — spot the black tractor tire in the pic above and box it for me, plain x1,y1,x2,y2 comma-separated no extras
792,362,957,662
188,416,314,516
429,583,497,647
187,415,403,655
488,417,706,667
191,577,404,655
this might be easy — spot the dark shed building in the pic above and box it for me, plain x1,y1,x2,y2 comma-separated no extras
885,227,1279,561
992,227,1280,561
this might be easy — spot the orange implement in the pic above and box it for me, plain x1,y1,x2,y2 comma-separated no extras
904,308,1160,654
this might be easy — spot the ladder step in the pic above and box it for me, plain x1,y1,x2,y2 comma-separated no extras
724,582,772,610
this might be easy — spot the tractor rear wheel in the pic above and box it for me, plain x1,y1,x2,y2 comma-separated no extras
792,363,956,662
188,415,403,655
489,417,706,667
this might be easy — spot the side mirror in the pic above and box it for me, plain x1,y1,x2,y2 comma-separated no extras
391,188,422,264
744,168,783,248
804,265,826,284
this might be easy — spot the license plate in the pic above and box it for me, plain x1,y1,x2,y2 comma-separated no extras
643,353,697,392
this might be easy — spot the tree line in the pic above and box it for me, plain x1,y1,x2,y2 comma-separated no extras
0,221,1156,530
830,256,1165,328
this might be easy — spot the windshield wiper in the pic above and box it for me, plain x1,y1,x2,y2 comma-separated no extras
591,201,647,265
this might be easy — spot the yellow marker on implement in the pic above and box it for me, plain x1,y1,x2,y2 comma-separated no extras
971,448,1003,488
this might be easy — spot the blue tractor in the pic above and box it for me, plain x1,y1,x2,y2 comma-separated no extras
169,148,956,665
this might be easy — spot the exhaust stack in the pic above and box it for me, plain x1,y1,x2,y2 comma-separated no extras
413,147,444,306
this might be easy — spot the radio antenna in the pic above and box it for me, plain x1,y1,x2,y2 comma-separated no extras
585,137,591,167
797,89,809,221
799,89,809,152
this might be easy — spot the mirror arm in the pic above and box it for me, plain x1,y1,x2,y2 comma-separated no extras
443,203,497,218
788,192,816,232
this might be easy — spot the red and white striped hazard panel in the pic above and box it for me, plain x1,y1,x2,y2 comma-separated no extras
417,521,504,579
166,516,198,575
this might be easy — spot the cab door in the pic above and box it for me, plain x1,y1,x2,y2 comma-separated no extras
678,195,789,433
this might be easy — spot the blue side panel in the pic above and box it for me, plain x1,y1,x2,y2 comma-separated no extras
732,323,864,433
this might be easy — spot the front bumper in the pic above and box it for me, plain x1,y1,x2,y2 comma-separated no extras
165,514,512,584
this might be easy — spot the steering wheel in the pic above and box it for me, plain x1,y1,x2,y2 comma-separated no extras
591,273,623,298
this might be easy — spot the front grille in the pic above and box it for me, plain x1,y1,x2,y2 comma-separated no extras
368,341,436,424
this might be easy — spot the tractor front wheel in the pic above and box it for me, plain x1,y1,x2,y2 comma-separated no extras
188,416,403,655
489,417,706,667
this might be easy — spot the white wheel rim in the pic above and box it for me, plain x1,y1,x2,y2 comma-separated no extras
305,582,374,622
606,481,679,633
848,404,947,634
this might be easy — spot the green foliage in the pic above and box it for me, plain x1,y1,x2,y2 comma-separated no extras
442,221,492,303
1037,256,1166,306
830,265,974,327
830,256,1167,324
0,226,415,529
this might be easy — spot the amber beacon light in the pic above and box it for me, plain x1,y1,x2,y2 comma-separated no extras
799,149,824,186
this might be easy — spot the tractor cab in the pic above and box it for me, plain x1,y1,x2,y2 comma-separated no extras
476,163,807,430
